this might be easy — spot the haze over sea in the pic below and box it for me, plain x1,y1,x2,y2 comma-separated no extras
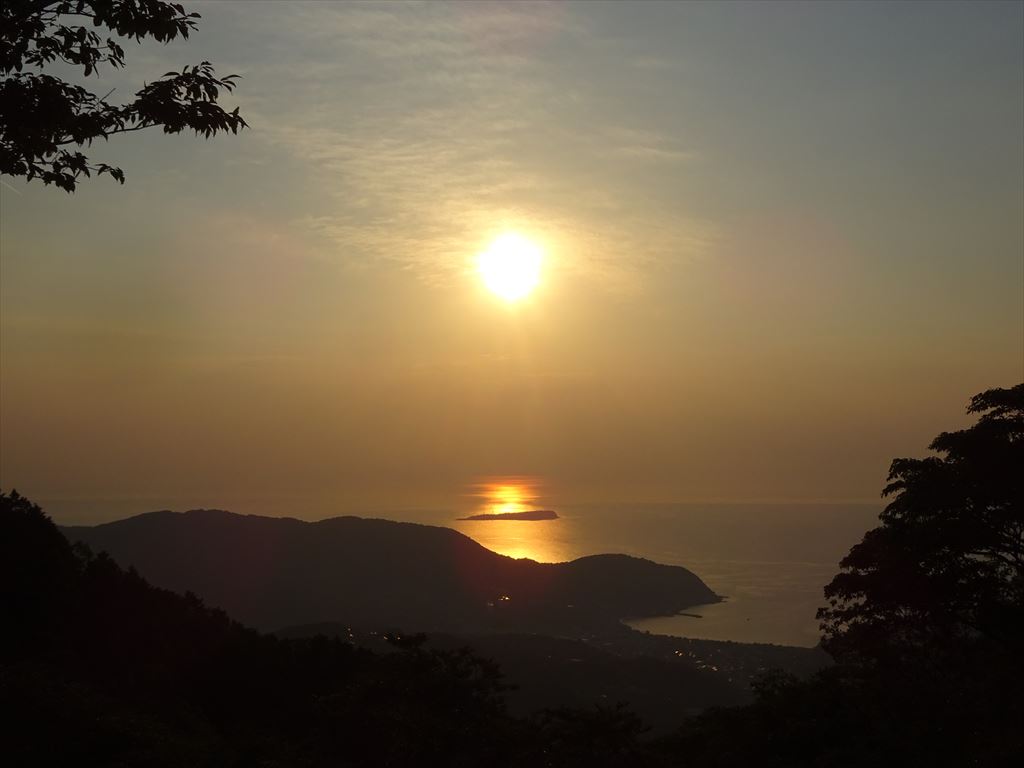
44,480,881,648
431,500,879,648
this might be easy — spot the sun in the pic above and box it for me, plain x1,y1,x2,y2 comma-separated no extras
478,232,542,301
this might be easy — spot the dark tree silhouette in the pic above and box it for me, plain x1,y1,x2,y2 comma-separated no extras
0,489,81,657
0,0,246,192
655,385,1024,767
818,383,1024,664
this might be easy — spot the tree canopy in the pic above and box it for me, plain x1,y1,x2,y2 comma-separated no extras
0,0,246,192
819,383,1024,664
664,385,1024,767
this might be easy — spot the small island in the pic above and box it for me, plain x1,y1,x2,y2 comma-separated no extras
457,509,559,521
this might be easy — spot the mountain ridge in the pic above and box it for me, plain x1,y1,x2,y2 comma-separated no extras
62,508,720,633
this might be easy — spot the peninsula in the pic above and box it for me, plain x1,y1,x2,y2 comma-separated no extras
61,509,715,632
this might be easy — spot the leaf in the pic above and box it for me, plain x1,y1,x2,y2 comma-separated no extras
2,2,246,192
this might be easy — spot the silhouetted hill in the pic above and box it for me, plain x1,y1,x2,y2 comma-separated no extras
276,621,830,735
6,490,638,767
276,623,834,734
62,509,719,633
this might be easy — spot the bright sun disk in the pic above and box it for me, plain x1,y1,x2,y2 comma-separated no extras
478,233,542,301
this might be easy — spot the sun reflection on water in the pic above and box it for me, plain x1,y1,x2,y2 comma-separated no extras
454,477,570,563
484,481,533,514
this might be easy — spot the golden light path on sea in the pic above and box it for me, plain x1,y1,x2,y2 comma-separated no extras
453,477,571,563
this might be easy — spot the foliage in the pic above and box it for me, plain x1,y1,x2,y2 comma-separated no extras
526,705,653,768
660,654,1024,767
818,383,1024,664
0,0,246,192
0,489,81,657
649,385,1024,767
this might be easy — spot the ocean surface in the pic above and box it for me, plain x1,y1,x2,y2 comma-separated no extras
387,501,882,648
49,492,882,648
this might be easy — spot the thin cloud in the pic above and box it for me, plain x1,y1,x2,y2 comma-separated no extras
227,1,715,290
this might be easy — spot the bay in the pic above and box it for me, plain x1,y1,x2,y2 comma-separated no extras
388,501,881,648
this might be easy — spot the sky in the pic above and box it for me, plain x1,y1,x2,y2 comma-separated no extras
1,0,1022,523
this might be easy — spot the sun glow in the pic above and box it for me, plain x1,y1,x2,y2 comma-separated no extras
454,477,570,562
489,484,529,515
478,233,542,301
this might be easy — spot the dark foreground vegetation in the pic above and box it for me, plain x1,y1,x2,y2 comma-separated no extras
2,385,1021,766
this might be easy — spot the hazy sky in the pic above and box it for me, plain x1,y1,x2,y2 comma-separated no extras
1,1,1021,522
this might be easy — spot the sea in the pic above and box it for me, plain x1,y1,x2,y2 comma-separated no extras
47,487,882,649
385,498,882,648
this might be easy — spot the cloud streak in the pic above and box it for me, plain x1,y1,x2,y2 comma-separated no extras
225,1,714,290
